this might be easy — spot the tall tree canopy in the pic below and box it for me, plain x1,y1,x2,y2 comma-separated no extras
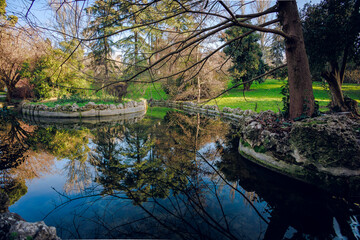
19,0,316,119
302,0,360,114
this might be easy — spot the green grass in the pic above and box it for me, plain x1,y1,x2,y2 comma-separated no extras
146,107,179,119
30,94,119,108
0,92,6,95
28,79,360,113
31,100,117,108
126,82,168,101
207,79,360,112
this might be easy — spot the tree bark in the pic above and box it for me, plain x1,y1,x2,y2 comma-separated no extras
243,82,251,91
322,70,347,112
278,0,315,119
6,83,15,103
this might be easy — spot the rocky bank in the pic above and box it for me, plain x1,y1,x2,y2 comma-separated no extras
0,192,60,240
151,100,360,195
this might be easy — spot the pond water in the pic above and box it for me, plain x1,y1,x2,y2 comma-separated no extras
1,107,359,239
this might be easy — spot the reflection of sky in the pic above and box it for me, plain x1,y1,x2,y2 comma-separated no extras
8,138,272,239
9,159,68,221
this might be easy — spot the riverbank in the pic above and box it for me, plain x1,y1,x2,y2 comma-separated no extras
0,192,60,240
150,100,360,196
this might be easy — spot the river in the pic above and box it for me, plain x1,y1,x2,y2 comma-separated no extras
0,107,359,239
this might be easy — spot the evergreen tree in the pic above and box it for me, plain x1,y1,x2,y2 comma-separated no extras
224,26,268,91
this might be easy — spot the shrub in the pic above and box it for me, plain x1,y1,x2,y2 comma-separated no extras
344,69,360,84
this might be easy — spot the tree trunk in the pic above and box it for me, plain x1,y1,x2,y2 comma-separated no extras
322,71,347,112
243,82,251,91
5,83,15,103
278,0,315,119
322,70,359,115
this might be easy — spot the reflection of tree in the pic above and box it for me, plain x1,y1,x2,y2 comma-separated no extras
90,125,126,193
217,128,359,240
52,112,252,239
90,122,188,203
0,179,27,205
0,113,32,170
154,112,228,166
28,127,92,193
29,127,91,162
0,113,47,206
91,111,231,205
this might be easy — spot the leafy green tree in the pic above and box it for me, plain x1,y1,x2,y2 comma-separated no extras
224,26,268,91
29,40,89,99
0,0,17,26
302,0,360,114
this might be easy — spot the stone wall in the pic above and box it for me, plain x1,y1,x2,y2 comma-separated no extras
21,100,147,118
22,111,146,130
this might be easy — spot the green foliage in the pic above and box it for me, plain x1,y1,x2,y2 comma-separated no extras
30,94,118,108
29,127,90,162
280,80,290,117
302,0,360,76
9,232,18,240
1,180,27,205
223,25,268,89
0,0,6,16
272,66,288,80
84,0,119,82
0,0,17,25
29,40,89,100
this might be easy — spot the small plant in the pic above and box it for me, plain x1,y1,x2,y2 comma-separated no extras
280,80,290,118
9,232,18,240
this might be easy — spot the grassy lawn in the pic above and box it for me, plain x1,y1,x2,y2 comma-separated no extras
207,79,360,112
146,107,179,119
26,80,360,113
126,82,168,101
30,95,119,107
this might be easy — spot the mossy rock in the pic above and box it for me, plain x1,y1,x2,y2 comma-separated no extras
290,115,360,170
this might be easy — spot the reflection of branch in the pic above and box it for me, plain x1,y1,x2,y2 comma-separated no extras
196,151,269,225
42,188,130,221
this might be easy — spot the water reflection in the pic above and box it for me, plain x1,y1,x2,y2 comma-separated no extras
218,126,360,239
1,109,359,239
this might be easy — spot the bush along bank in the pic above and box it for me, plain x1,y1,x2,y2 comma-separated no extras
21,100,147,118
151,100,360,196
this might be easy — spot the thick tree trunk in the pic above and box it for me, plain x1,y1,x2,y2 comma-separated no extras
278,0,315,119
322,70,360,115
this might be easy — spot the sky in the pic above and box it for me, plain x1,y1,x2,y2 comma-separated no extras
5,0,322,57
6,0,321,29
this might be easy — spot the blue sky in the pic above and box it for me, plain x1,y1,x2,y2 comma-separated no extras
6,0,321,28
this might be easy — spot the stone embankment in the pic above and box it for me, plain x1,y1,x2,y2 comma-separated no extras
0,192,60,240
22,110,146,129
21,100,147,118
151,100,360,195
